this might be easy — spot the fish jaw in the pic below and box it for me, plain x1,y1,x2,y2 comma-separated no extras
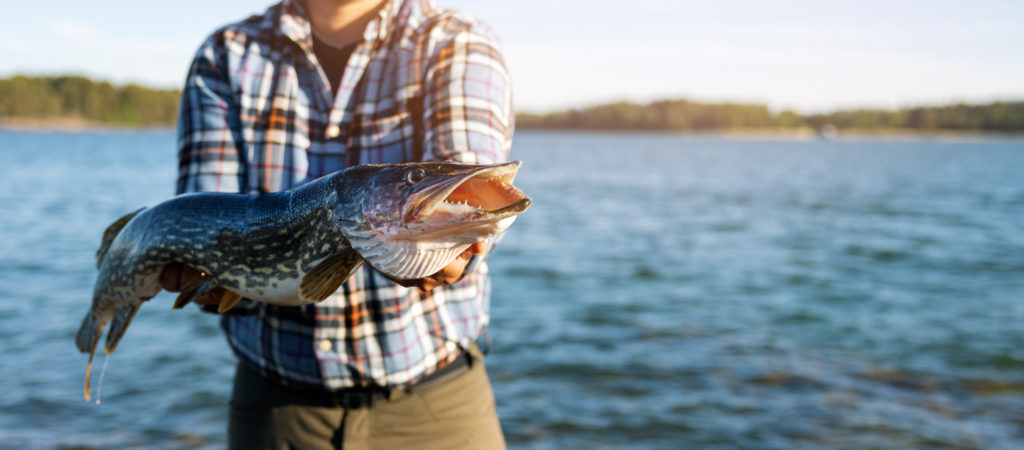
403,161,528,221
396,161,531,245
337,161,531,281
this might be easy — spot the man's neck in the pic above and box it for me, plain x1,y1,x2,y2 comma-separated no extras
304,0,388,47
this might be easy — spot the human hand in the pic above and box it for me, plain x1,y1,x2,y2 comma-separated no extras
160,262,202,292
159,263,224,306
392,241,487,293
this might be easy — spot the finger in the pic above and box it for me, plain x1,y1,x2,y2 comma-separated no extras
467,241,487,255
414,242,486,293
419,279,438,292
161,264,204,292
160,263,183,292
180,266,204,289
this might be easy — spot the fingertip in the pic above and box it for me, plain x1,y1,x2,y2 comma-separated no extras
469,241,487,254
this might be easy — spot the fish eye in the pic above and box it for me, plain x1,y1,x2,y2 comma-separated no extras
405,168,426,185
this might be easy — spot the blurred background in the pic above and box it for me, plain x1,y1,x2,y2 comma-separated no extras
1,1,1023,448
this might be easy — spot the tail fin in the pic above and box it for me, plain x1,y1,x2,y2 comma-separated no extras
76,303,143,401
103,304,140,354
75,310,106,401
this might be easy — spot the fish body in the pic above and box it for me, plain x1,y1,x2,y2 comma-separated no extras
75,161,530,400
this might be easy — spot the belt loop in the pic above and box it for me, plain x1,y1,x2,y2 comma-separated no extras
461,342,475,368
461,328,491,369
479,328,492,357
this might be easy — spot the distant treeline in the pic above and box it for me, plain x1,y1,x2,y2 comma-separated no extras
0,75,179,126
3,75,1024,132
517,99,1024,132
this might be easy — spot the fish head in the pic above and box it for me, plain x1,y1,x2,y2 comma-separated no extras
332,161,531,280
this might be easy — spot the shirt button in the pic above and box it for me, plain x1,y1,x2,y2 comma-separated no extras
328,126,340,138
320,339,333,351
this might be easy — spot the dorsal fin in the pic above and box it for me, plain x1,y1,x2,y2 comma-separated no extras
299,250,364,302
96,208,145,268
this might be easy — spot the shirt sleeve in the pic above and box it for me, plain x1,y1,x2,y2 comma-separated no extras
177,33,261,316
420,18,515,273
420,18,514,165
177,33,246,195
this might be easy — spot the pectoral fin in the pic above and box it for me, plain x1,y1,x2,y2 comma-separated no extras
299,250,363,302
173,276,217,309
217,290,244,313
173,276,245,313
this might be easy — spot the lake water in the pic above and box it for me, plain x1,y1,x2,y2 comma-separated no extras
0,129,1022,449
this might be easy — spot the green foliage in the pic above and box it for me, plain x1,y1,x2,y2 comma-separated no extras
3,75,1022,132
0,75,180,126
518,99,1024,132
516,99,778,131
805,103,1024,131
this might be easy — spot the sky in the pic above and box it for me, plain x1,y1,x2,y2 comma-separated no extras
3,0,1023,113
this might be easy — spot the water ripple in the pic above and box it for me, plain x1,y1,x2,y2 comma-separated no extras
2,130,1023,448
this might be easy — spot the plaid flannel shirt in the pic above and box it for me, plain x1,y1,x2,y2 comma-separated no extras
176,0,513,390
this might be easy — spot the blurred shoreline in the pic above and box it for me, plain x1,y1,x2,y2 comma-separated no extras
0,117,173,133
5,76,1022,136
4,117,1021,142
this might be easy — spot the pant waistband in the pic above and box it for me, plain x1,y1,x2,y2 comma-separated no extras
237,349,475,410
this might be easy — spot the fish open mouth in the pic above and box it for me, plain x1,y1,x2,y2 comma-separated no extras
358,161,532,279
405,161,531,227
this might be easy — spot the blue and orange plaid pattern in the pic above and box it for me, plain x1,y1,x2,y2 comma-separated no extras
176,0,513,389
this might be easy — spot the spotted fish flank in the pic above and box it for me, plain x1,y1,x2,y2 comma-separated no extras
75,161,531,401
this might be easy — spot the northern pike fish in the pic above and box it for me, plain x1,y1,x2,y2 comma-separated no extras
75,161,530,401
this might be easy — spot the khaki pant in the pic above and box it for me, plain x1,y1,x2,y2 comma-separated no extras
227,349,506,450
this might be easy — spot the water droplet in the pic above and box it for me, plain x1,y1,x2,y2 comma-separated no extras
95,353,111,405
